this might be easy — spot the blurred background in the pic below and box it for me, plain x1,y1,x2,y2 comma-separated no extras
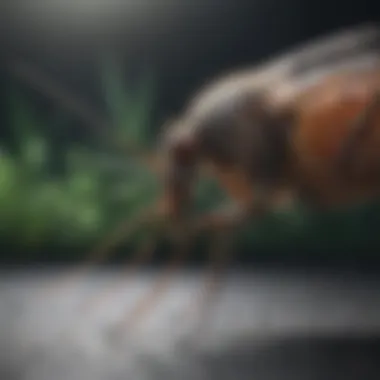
1,0,380,268
1,1,380,379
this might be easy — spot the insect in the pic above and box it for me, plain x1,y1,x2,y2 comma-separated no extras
8,22,380,338
156,24,380,232
121,22,380,333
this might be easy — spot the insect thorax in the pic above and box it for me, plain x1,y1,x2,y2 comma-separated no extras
183,85,291,184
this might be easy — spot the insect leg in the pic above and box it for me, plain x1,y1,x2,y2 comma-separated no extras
114,223,194,335
60,228,161,342
181,183,297,339
178,222,236,345
43,205,157,297
77,227,160,315
174,190,268,345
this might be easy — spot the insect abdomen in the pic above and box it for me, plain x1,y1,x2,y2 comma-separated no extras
291,68,380,207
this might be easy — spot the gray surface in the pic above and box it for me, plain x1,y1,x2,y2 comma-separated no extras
1,268,380,380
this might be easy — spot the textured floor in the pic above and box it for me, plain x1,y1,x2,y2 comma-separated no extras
1,267,380,380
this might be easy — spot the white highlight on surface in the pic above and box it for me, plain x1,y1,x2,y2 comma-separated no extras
1,269,380,380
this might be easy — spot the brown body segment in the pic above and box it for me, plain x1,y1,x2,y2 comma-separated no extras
290,68,380,208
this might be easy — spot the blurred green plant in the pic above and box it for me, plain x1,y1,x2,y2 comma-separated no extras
100,56,156,148
0,59,161,262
